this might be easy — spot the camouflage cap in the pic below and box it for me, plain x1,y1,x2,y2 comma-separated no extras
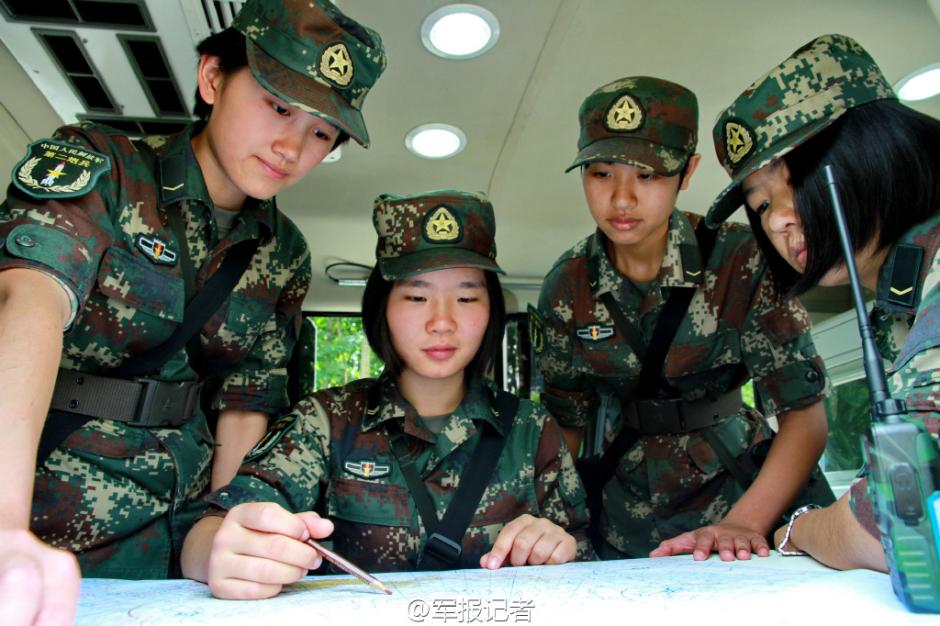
234,0,387,147
373,190,504,281
566,76,698,176
706,34,896,227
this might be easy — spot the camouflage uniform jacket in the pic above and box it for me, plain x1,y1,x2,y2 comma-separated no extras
1,122,310,577
534,209,827,555
207,375,593,572
850,214,940,536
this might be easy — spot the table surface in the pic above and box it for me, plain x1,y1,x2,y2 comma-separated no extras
76,553,935,626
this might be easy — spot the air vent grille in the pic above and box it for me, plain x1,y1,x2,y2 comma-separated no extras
1,0,152,30
120,36,188,116
201,0,244,33
35,30,118,113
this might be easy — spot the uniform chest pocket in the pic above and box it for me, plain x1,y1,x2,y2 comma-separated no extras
665,327,741,378
96,246,183,322
574,324,641,379
328,477,413,527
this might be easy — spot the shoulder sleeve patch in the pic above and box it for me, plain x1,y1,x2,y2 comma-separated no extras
12,139,111,199
527,304,546,354
244,413,298,463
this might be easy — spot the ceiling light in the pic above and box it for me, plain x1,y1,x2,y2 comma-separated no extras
895,63,940,101
421,4,499,59
325,261,371,287
405,123,467,159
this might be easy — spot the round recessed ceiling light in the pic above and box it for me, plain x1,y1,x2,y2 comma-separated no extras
895,63,940,101
421,4,499,59
405,123,467,159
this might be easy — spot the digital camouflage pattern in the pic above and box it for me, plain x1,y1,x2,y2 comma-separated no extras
566,76,698,176
206,375,593,571
533,210,828,556
1,122,311,577
850,215,940,534
706,33,896,227
235,0,387,147
373,190,502,280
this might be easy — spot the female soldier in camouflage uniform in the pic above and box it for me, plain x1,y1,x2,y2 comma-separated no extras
531,76,831,561
181,190,590,600
707,34,940,572
0,0,385,622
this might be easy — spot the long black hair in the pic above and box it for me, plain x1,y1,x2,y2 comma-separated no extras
361,267,507,381
193,28,349,148
762,99,940,296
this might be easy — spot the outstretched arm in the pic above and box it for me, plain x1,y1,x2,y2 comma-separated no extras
0,268,71,529
772,491,886,571
0,269,77,626
210,410,269,490
651,401,828,560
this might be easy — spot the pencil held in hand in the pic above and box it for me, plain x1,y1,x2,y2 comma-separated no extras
307,539,392,595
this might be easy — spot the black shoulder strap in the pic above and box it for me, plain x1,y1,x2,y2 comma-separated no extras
636,218,718,393
114,237,260,378
384,386,518,570
599,291,645,361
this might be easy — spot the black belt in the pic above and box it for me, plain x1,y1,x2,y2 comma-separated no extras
49,368,203,428
620,389,743,434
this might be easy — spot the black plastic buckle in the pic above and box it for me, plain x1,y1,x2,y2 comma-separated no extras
423,532,462,565
131,379,203,427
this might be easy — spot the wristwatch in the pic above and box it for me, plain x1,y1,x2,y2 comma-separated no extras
778,504,821,556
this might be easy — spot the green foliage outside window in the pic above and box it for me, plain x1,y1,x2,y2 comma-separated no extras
741,380,755,409
301,316,384,392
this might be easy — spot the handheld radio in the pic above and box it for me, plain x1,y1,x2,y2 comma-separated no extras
825,164,940,612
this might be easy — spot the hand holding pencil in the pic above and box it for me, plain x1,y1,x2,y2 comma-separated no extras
201,503,390,600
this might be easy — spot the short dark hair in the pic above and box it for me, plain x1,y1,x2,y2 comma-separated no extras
361,267,507,381
193,28,247,121
193,27,349,149
755,99,940,296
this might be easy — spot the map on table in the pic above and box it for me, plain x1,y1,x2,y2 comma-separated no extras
76,555,933,625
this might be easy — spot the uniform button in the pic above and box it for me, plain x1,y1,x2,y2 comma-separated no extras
805,370,819,382
15,234,36,247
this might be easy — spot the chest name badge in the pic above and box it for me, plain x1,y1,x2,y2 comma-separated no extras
135,234,178,266
345,460,391,479
13,139,111,199
576,324,615,342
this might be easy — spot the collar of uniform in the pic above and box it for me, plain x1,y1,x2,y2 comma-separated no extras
587,230,629,298
423,377,505,478
658,210,706,288
228,196,277,243
875,213,940,315
156,123,213,207
587,210,704,296
157,123,276,243
360,375,505,442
